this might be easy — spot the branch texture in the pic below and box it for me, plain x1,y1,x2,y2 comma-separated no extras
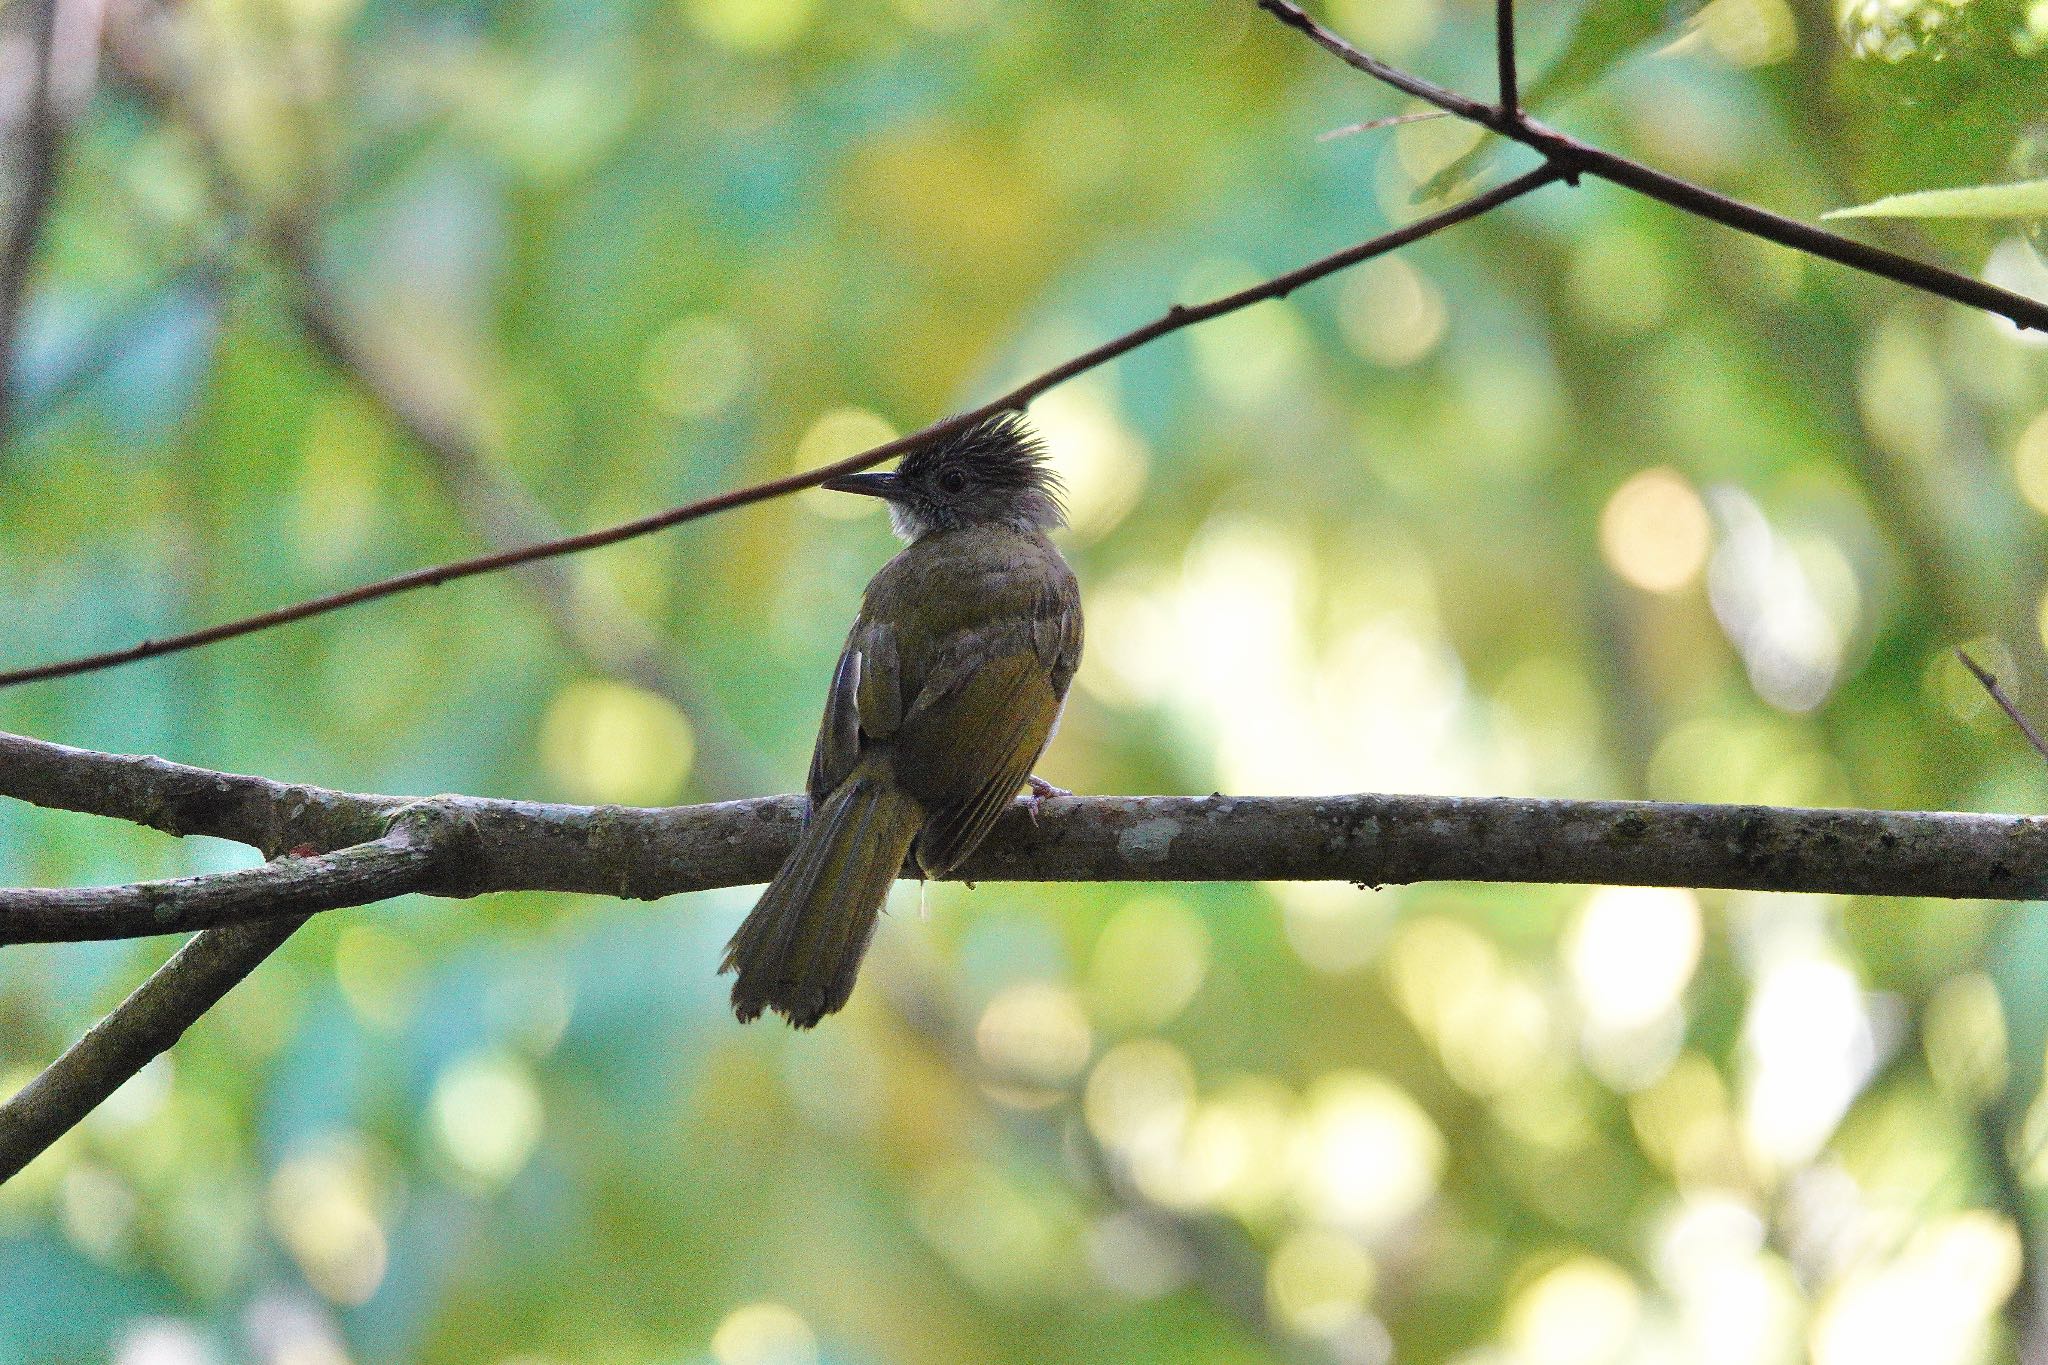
6,724,2047,1180
7,730,2047,938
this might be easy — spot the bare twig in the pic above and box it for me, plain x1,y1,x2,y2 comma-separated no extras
1255,0,2048,332
1495,0,1519,119
0,164,1567,689
0,913,306,1183
10,4,2034,689
1316,109,1445,142
1957,650,2048,766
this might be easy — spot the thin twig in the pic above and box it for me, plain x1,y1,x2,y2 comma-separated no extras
0,163,1566,689
0,913,306,1183
1495,0,1519,119
1957,650,2048,766
1255,0,2048,332
1316,109,1445,142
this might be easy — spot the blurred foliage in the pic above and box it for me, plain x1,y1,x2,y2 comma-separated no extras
3,0,2048,1362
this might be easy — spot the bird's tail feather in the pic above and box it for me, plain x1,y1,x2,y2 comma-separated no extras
722,769,922,1027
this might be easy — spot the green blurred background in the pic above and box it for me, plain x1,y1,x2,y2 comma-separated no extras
3,0,2048,1360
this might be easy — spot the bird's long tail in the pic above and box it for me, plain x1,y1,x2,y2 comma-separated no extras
722,767,923,1027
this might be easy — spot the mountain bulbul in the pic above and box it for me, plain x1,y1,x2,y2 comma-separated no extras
723,412,1084,1027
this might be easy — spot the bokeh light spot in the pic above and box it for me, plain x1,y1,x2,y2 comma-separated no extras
1811,1212,2020,1365
1331,0,1440,59
1267,1227,1376,1338
1506,1257,1645,1365
1292,1073,1443,1237
112,1321,218,1365
1184,260,1311,405
1087,895,1209,1029
1339,257,1447,368
430,1052,544,1188
1031,384,1148,541
683,0,814,52
540,679,695,805
976,981,1093,1089
1086,1039,1194,1146
2012,409,2048,513
267,1139,388,1306
1276,881,1394,975
1599,467,1711,592
1567,886,1703,1033
641,313,752,420
1743,953,1872,1166
711,1302,819,1365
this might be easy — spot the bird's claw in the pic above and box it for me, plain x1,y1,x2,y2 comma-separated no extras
1025,775,1072,825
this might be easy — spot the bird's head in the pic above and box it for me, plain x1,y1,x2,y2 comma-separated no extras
823,410,1065,541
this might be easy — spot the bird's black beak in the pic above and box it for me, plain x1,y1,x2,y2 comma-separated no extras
821,471,904,500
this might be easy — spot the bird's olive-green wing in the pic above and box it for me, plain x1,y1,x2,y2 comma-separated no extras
895,645,1061,876
1030,572,1085,700
805,622,905,805
902,579,1082,873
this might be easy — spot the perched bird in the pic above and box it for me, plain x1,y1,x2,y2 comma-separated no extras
723,411,1083,1027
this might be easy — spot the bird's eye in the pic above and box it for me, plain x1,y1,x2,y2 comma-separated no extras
938,468,968,495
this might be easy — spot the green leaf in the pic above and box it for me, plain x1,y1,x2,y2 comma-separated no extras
1822,178,2048,221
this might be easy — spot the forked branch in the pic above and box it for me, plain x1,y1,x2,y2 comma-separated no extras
1255,0,2048,332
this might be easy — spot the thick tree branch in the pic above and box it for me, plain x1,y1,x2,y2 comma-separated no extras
0,913,305,1183
0,825,436,942
0,164,1565,689
0,730,397,854
6,723,2047,1182
1256,0,2048,334
6,730,2048,940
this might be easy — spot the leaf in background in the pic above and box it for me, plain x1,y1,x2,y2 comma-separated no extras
1822,177,2048,220
1413,0,1702,201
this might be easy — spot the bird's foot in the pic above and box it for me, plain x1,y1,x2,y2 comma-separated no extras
1025,775,1072,825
